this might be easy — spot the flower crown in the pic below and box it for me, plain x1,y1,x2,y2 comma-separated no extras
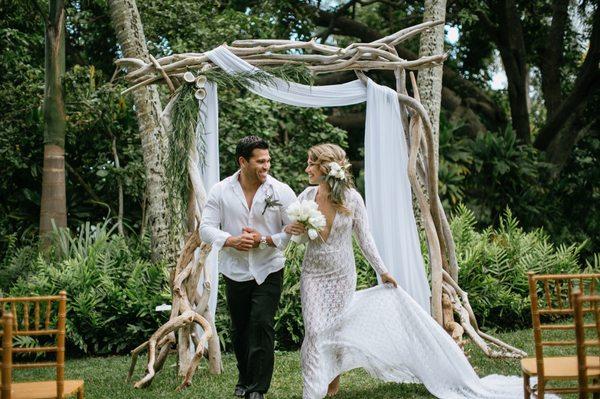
327,161,351,180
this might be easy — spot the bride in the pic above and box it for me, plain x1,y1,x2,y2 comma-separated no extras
284,143,537,399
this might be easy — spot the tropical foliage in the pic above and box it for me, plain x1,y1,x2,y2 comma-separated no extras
4,222,170,355
4,207,592,354
449,205,595,329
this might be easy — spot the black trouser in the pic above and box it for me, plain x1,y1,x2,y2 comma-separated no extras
224,269,283,394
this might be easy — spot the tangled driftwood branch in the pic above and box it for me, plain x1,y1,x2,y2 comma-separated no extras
121,20,525,390
116,20,447,95
127,233,221,390
402,72,525,358
127,126,222,390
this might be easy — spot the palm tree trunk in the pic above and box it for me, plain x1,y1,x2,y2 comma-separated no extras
417,0,446,167
40,0,67,246
108,0,181,264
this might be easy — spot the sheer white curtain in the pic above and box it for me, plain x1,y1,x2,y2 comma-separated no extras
195,81,221,315
364,79,430,312
198,46,431,316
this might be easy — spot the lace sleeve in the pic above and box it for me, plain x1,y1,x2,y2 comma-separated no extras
351,190,388,275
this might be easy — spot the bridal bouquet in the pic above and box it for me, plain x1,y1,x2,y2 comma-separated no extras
286,200,327,243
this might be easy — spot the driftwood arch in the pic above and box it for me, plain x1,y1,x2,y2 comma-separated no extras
118,20,526,390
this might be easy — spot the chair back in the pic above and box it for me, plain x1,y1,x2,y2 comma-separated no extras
1,312,13,399
528,273,600,381
573,290,600,398
0,292,67,399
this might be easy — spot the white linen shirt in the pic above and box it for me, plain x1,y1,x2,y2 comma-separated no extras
200,171,297,284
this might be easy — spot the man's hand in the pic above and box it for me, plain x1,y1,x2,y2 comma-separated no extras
225,232,255,251
242,227,262,248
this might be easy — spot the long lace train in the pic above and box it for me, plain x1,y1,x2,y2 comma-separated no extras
307,285,557,399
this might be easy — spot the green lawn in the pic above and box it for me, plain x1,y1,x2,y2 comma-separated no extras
12,325,578,399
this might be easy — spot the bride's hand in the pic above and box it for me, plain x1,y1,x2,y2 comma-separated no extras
381,273,398,288
285,222,306,235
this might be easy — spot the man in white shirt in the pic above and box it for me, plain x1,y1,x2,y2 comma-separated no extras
200,136,297,399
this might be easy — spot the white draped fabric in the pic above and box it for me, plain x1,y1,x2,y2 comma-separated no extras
364,79,431,311
195,81,221,315
198,45,431,316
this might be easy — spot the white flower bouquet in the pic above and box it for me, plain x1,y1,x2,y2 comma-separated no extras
286,200,327,243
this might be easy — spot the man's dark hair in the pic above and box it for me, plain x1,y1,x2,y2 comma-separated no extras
235,136,269,166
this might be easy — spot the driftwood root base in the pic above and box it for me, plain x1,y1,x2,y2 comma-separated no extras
127,233,220,390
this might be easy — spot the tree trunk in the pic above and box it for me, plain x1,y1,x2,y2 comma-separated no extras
539,0,570,118
476,1,531,143
535,5,600,152
110,132,125,235
108,0,181,263
417,0,447,168
493,0,531,143
40,0,67,246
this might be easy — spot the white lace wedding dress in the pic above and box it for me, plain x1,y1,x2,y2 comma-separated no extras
298,186,543,399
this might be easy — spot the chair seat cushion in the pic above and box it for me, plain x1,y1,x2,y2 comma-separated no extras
10,380,84,399
521,356,600,379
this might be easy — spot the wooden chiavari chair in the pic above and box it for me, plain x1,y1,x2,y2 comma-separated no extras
0,291,84,399
522,272,600,398
1,312,13,399
573,289,600,398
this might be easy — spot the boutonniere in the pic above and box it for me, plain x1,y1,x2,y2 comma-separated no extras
262,194,282,215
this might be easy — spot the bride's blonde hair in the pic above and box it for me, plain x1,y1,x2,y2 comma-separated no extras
307,143,354,215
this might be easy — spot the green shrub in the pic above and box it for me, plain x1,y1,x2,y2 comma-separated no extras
449,205,590,330
543,132,600,262
6,221,170,355
5,209,593,354
0,233,38,292
439,116,599,264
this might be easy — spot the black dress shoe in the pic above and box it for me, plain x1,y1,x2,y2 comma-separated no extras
234,386,247,397
246,392,264,399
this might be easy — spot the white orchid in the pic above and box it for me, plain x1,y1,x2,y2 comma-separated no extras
327,162,347,180
286,200,326,243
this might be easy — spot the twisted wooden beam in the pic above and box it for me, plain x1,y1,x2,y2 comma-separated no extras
115,20,446,94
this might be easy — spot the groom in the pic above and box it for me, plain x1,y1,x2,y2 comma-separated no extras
200,136,296,399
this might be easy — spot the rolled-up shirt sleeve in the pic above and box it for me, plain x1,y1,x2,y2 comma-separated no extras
200,184,231,250
270,184,298,250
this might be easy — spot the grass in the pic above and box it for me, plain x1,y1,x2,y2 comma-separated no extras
12,323,587,399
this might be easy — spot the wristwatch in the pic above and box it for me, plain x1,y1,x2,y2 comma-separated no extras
258,236,268,249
